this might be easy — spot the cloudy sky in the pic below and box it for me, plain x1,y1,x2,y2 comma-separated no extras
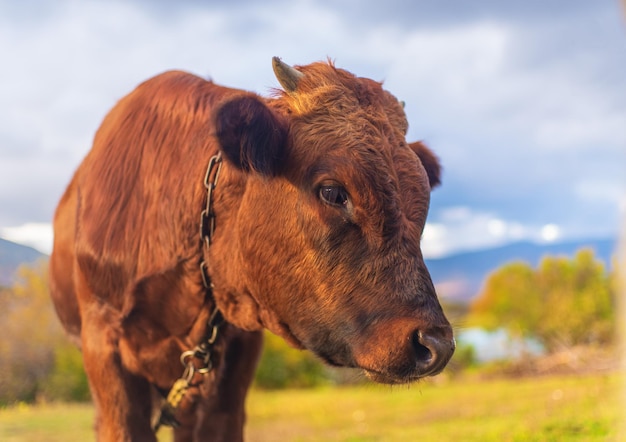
0,0,624,258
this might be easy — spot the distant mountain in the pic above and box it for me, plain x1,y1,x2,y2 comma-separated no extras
425,237,618,303
0,238,47,287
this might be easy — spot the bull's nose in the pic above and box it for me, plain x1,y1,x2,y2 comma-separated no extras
412,330,456,376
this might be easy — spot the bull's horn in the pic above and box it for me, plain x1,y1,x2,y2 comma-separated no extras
272,56,304,93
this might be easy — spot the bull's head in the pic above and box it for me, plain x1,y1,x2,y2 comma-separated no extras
210,57,454,384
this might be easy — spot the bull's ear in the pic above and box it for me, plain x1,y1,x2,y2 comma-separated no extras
214,94,287,176
409,141,441,189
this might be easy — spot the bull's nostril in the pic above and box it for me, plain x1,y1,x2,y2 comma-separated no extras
412,331,433,363
412,330,456,377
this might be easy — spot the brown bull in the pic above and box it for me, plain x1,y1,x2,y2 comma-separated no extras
49,57,455,441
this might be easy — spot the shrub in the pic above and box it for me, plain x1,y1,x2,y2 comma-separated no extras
41,342,90,402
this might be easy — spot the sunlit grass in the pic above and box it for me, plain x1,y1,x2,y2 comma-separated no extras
0,402,94,442
246,373,623,441
0,373,622,441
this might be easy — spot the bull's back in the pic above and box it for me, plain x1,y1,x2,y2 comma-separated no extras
51,71,236,328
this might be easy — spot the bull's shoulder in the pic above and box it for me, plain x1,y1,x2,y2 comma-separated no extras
73,71,237,299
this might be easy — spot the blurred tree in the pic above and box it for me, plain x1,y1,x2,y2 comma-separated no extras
0,260,90,404
468,249,615,352
0,260,63,403
469,261,540,338
41,341,90,402
537,250,614,350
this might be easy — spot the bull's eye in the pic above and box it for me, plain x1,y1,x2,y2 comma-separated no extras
319,185,349,207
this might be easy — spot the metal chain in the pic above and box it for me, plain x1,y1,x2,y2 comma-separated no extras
199,152,223,289
154,152,224,432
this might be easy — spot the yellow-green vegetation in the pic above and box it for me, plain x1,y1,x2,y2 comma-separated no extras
0,402,94,442
469,249,616,351
0,261,66,404
0,373,622,441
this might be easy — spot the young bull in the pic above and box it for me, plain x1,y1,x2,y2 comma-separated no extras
49,57,455,441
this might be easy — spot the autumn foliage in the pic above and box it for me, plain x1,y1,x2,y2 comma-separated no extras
0,261,89,405
468,249,616,352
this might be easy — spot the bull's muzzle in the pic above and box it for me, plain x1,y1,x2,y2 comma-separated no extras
353,320,455,384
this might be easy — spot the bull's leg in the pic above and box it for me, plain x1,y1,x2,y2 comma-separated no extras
80,307,156,442
75,261,156,442
173,328,263,442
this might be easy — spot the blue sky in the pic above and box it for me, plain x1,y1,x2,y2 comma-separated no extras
0,0,624,257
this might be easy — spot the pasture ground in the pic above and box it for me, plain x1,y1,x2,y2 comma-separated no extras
0,372,623,441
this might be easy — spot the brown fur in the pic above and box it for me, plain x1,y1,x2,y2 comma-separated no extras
50,61,454,441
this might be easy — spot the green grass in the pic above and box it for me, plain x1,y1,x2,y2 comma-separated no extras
0,402,94,442
0,373,623,441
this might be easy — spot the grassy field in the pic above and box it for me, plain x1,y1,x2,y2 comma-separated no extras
0,372,623,441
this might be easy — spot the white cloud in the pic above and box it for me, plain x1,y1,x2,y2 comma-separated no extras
422,206,565,258
1,223,53,255
540,224,560,243
575,179,625,206
421,223,449,258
